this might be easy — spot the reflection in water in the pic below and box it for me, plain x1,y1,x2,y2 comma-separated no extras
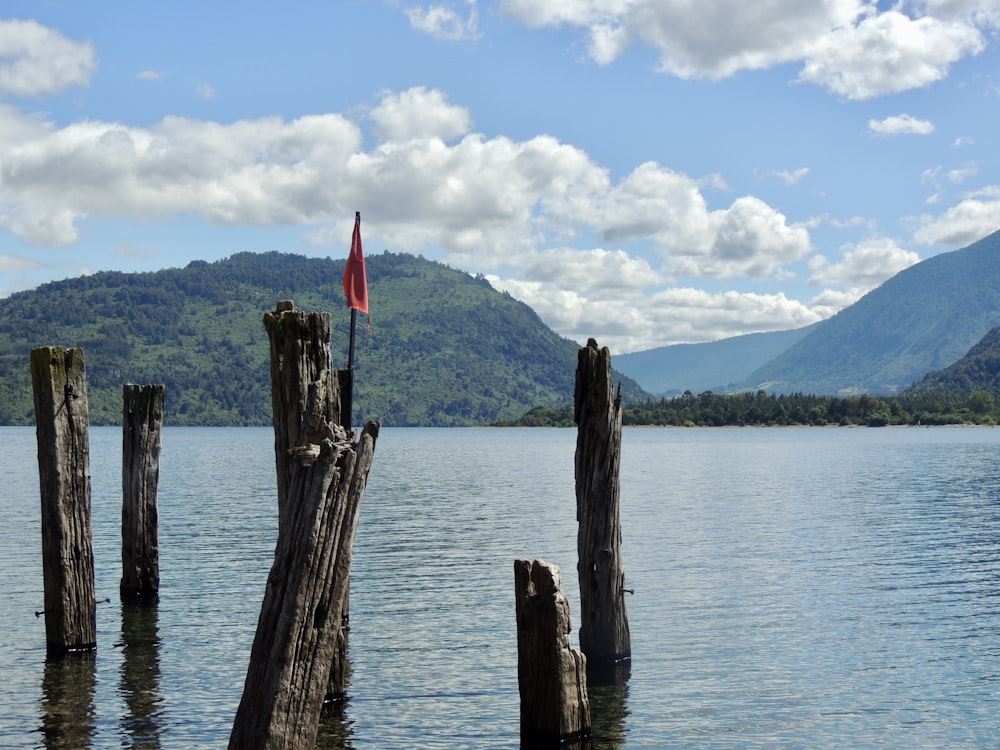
316,697,356,749
589,675,630,750
39,651,96,750
119,601,164,750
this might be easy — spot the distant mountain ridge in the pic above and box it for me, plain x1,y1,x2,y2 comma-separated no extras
737,229,1000,395
613,228,1000,398
614,326,815,396
0,251,648,426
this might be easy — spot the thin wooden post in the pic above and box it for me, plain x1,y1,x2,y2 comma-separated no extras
229,301,379,750
574,338,631,683
31,346,97,655
121,383,165,600
515,558,592,746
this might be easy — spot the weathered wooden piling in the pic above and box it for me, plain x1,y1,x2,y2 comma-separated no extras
229,301,379,750
121,383,165,600
31,346,97,655
574,338,631,682
515,558,592,746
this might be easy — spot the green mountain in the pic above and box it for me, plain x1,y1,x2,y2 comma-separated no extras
0,251,648,426
905,326,1000,397
736,228,1000,395
614,325,815,396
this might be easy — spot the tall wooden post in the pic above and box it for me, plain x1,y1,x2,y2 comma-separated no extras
515,558,592,746
31,346,97,655
121,383,165,600
574,338,631,683
229,301,379,750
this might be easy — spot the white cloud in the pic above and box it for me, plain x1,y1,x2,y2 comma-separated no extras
114,241,155,259
197,82,216,100
0,19,97,98
499,1,990,99
772,167,810,185
521,247,661,292
582,163,810,279
406,1,480,40
369,86,472,142
702,197,812,277
490,274,824,352
912,186,1000,245
799,11,984,99
0,86,814,298
948,162,978,183
137,70,162,81
924,0,1000,29
0,253,43,272
868,114,935,135
808,287,864,318
0,104,363,244
502,0,858,77
808,238,920,290
920,161,979,191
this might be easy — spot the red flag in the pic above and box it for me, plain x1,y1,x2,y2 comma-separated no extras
344,212,369,315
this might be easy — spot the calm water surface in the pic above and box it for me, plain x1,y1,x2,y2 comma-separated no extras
1,426,999,748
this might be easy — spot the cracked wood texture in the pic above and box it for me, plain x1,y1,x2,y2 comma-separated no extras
121,383,164,600
574,339,631,683
515,558,591,746
31,346,97,655
229,301,379,750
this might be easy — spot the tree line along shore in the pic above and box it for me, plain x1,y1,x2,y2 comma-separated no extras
498,390,1000,428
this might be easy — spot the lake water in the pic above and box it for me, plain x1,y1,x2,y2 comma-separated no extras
2,425,1000,748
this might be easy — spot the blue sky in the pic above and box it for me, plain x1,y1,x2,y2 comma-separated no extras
2,1,1000,353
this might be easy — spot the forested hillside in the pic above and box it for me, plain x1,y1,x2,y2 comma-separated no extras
906,326,1000,397
0,251,647,426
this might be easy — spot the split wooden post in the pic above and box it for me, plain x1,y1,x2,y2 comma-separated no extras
31,346,97,655
229,301,379,750
574,338,631,682
121,383,165,600
515,558,591,746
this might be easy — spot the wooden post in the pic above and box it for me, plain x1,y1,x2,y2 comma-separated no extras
31,346,97,655
229,301,379,750
121,383,165,600
574,338,631,683
261,300,354,702
514,558,592,746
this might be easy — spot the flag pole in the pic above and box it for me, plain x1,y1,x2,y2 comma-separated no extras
344,307,356,432
342,210,368,433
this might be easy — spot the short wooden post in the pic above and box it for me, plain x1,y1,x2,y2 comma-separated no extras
121,383,165,600
31,346,97,655
574,338,631,682
515,558,591,746
229,301,379,750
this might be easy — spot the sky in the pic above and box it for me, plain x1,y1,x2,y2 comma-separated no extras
2,1,1000,355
